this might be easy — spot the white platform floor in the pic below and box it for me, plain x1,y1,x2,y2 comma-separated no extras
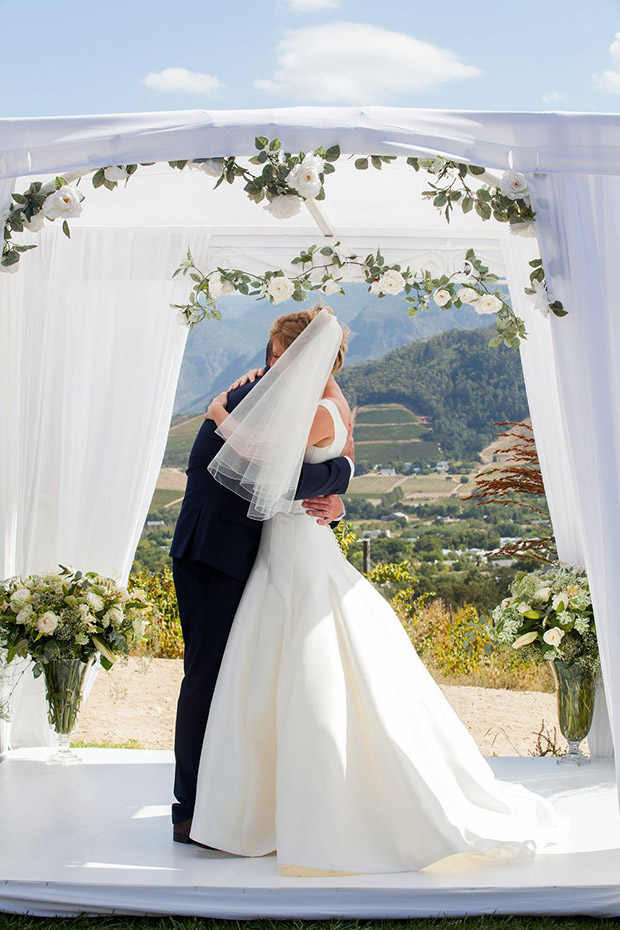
0,748,619,918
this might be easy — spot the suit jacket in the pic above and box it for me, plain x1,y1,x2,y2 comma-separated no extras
169,379,352,581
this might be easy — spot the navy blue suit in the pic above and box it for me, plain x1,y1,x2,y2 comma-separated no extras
169,379,351,824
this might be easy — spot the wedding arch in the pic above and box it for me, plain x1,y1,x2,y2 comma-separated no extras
1,107,619,784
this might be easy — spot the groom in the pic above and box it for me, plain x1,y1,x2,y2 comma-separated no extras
169,343,354,843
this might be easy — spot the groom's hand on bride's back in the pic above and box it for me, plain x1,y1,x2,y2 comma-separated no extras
302,494,345,525
227,368,265,392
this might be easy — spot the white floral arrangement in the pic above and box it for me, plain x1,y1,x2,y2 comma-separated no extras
0,566,151,676
172,245,526,348
490,565,599,673
1,136,564,336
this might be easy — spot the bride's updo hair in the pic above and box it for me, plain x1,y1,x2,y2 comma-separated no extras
269,305,349,373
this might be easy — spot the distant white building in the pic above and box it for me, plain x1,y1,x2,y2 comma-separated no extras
435,460,450,472
147,520,164,526
378,467,397,476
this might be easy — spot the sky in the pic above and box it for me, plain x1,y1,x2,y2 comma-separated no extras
0,0,619,117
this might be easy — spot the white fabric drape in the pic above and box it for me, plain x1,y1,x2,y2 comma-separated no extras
3,109,620,179
526,173,620,776
0,224,191,751
503,236,613,759
2,106,620,777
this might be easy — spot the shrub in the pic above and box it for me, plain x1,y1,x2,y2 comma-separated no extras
129,566,184,659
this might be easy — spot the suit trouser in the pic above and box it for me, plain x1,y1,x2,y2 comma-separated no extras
172,557,246,824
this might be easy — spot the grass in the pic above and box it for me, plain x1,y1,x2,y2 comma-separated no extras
168,415,203,440
72,738,143,749
151,489,184,509
355,404,418,424
0,915,615,930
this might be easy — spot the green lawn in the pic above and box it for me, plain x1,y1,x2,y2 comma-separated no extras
0,915,614,930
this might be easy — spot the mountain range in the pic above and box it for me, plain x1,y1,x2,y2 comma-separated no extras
172,285,494,414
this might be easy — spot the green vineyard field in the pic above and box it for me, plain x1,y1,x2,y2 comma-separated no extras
355,405,418,425
353,423,426,441
355,440,440,464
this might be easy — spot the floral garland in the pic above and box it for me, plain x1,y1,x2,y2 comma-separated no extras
172,243,526,348
1,136,564,335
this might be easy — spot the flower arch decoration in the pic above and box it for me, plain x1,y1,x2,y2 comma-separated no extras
1,137,565,349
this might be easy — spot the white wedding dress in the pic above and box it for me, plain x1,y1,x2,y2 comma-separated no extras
191,398,564,873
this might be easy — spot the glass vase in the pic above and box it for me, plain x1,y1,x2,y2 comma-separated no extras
43,658,90,765
550,659,596,766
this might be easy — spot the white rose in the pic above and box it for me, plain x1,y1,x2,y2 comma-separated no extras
189,159,223,177
529,279,550,318
473,294,502,315
37,611,59,635
375,269,406,296
0,259,19,274
104,606,124,629
86,591,105,613
322,278,342,295
16,605,34,625
517,602,532,614
456,287,480,305
23,212,46,233
535,586,551,602
512,630,538,649
499,170,529,200
43,187,83,220
266,275,295,305
433,288,452,308
286,154,323,199
510,220,537,238
208,273,235,300
103,166,129,183
369,279,382,294
543,627,565,647
265,194,303,220
10,588,32,611
301,152,325,174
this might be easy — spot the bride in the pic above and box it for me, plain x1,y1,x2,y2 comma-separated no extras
190,306,564,873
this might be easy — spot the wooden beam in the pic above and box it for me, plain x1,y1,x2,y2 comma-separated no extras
304,198,335,237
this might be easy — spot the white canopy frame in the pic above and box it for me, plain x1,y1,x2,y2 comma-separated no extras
0,107,618,793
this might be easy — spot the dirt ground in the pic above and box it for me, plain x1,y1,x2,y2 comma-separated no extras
74,657,570,758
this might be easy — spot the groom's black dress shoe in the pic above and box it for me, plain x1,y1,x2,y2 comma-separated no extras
172,818,216,850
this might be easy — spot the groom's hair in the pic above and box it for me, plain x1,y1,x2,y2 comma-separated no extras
269,305,348,373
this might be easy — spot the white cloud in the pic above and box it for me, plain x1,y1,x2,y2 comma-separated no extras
593,33,620,94
254,22,481,103
141,68,223,95
286,0,340,9
541,90,565,105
